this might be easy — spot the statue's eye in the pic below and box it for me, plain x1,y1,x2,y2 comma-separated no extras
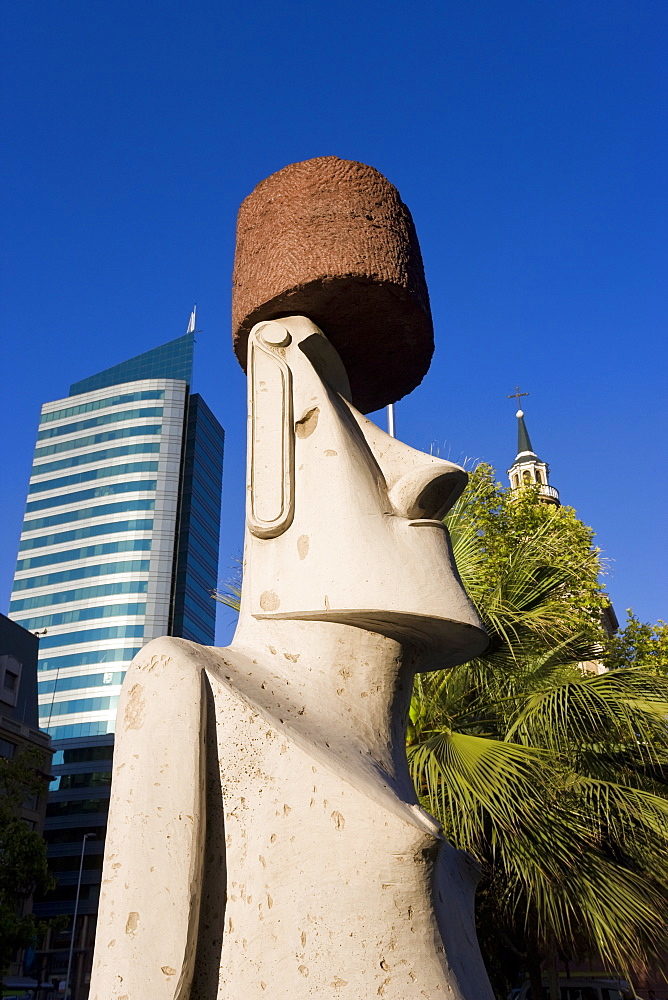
388,467,467,520
414,473,463,520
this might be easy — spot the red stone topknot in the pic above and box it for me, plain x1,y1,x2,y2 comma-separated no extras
232,156,434,413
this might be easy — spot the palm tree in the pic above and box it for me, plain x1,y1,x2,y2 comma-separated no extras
408,470,668,998
216,467,668,997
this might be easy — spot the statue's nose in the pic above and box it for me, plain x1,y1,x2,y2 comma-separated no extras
388,464,467,520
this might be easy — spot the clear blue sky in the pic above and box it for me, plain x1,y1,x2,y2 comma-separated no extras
1,0,666,644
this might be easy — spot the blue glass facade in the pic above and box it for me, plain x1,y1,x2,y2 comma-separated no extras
37,735,115,930
69,332,194,396
170,394,224,643
10,326,223,971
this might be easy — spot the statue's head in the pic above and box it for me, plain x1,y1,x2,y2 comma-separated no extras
236,316,487,670
231,157,486,668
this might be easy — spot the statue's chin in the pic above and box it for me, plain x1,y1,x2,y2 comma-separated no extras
252,610,489,671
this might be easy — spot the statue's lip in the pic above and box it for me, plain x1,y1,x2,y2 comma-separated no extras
407,518,447,529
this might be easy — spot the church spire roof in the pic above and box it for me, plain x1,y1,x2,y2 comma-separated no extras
515,408,539,461
506,387,559,505
507,386,539,460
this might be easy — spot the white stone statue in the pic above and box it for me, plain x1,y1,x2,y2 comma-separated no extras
89,315,494,1000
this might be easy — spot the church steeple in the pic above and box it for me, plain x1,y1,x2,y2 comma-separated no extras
516,410,535,458
506,388,559,505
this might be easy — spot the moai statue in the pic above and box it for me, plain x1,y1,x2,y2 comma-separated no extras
90,158,495,1000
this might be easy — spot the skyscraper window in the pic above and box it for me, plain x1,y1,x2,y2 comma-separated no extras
8,327,224,976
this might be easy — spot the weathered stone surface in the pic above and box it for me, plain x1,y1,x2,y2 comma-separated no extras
232,156,434,413
89,318,494,1000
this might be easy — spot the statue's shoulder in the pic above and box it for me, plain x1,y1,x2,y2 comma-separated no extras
127,636,248,687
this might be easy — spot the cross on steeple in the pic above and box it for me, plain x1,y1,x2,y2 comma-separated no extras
505,388,560,505
507,386,529,411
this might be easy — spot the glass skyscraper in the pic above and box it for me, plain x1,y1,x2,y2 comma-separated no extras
7,328,224,994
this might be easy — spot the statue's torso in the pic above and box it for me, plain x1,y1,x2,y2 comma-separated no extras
192,649,489,1000
92,638,492,1000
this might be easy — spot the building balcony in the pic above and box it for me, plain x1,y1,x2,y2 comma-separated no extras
510,482,560,504
538,483,559,503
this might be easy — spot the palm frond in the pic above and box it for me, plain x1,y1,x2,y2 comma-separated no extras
213,584,241,612
407,729,573,859
213,557,243,612
507,668,668,760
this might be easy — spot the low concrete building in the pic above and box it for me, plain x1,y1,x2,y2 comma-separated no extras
0,613,53,989
0,613,52,829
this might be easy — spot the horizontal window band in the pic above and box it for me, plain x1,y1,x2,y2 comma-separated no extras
34,425,162,459
22,498,156,532
16,538,152,571
38,624,144,650
32,442,160,476
28,461,159,495
38,647,141,673
19,519,154,552
37,407,164,441
26,480,157,513
42,694,120,718
48,773,113,795
50,745,114,766
44,720,116,741
10,580,148,613
16,602,146,631
13,560,150,592
45,792,112,814
39,670,126,696
40,389,165,425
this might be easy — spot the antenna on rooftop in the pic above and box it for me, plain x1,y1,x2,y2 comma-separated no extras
186,305,197,334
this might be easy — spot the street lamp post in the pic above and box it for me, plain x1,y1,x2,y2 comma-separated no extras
64,832,95,1000
387,403,396,438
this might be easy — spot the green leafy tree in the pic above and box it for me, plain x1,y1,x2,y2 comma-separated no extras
409,467,668,998
0,747,55,976
448,463,608,652
606,610,668,676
